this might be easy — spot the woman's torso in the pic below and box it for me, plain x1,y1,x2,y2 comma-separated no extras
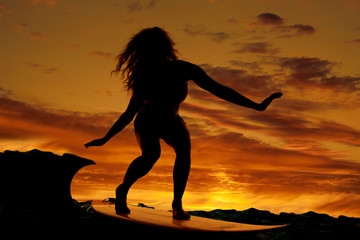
134,60,190,118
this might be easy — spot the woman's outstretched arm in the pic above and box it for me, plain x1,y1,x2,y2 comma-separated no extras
191,64,282,111
84,95,144,148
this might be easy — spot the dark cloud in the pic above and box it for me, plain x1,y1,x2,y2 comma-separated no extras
227,18,239,24
256,13,285,26
234,42,279,55
249,13,316,37
279,57,333,77
275,24,316,37
44,67,58,74
183,24,231,43
275,57,360,93
288,24,316,35
346,39,360,44
0,87,13,97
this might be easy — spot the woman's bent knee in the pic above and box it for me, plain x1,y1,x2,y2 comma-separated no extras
142,150,161,163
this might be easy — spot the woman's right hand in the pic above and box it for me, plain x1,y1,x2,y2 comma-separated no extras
257,92,283,111
269,92,283,100
84,138,107,148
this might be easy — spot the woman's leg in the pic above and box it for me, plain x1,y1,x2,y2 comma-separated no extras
163,117,191,219
116,133,161,214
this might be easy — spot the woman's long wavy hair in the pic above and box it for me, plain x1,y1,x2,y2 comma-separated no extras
112,27,178,93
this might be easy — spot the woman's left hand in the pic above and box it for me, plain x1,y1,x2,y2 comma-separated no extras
84,138,107,148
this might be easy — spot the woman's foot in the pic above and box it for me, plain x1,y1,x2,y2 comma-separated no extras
115,185,130,214
115,203,130,214
172,201,190,220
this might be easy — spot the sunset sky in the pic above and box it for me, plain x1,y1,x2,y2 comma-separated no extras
1,0,360,218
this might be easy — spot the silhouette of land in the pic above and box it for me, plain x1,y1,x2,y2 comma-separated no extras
0,149,359,239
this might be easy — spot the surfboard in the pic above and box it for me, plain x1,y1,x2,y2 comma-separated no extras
93,203,289,232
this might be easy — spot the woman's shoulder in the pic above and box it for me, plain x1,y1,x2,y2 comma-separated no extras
171,60,202,75
172,59,196,68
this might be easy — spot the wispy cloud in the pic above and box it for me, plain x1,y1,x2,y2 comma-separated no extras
0,2,11,18
28,0,57,6
29,31,47,40
23,61,58,74
183,24,232,43
346,38,360,44
93,89,114,97
233,42,279,55
229,60,263,73
126,0,157,12
89,51,114,60
44,67,58,74
15,23,28,30
68,44,81,51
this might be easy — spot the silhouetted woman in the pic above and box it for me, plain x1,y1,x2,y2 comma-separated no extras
85,27,282,220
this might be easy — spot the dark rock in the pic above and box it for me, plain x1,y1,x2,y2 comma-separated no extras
189,208,360,240
297,211,335,224
0,149,95,221
136,203,155,209
189,207,284,225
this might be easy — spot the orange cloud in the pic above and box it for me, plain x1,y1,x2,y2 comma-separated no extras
1,90,360,217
